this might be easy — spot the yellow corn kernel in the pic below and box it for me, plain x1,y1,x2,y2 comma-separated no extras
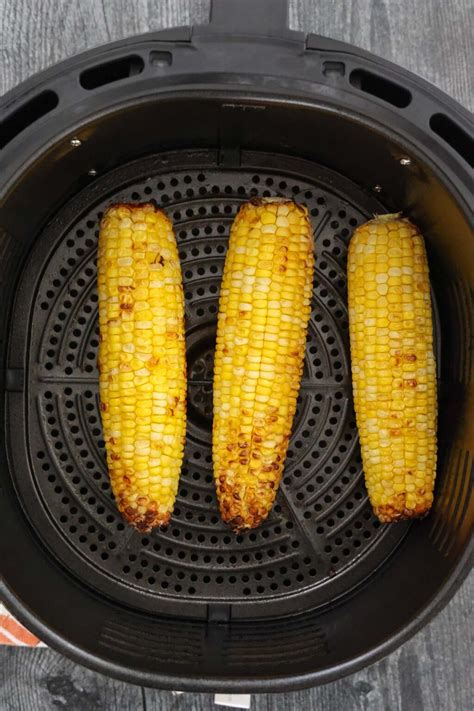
98,203,186,532
213,199,314,531
348,214,437,523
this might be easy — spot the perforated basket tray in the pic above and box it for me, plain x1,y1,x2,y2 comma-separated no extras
6,149,414,620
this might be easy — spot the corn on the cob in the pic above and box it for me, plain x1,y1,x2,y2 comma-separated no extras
98,203,186,532
213,198,314,531
348,214,437,523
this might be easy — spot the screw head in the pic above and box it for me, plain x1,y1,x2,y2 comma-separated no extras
399,157,412,166
88,169,97,177
373,184,383,193
70,137,82,148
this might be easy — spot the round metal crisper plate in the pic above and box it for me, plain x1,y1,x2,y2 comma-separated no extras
6,150,412,619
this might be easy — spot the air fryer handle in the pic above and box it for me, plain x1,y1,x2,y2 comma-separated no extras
209,0,289,34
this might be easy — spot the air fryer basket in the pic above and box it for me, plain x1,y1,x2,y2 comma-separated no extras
0,0,472,692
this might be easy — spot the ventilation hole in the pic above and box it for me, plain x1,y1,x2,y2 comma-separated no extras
80,55,144,90
350,69,411,108
0,90,59,149
430,113,473,167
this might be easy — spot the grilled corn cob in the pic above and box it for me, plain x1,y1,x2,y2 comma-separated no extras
348,214,437,522
98,203,186,532
213,198,314,531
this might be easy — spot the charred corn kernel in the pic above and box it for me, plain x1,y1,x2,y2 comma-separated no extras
213,199,314,531
98,204,186,532
348,214,437,523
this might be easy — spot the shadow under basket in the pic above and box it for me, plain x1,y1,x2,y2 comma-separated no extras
0,0,472,693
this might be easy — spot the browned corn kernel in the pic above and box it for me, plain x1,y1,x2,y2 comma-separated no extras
98,203,186,532
213,198,314,531
348,214,437,522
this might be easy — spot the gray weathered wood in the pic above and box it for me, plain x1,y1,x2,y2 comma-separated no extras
0,0,472,710
0,645,144,710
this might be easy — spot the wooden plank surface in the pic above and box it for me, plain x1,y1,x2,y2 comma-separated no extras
0,1,472,710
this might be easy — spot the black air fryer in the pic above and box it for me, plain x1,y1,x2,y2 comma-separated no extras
0,0,472,692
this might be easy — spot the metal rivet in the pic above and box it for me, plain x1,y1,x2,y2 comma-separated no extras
70,137,82,148
373,185,383,193
88,169,97,177
399,157,412,166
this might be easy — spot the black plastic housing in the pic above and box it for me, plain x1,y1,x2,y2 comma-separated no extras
0,0,472,693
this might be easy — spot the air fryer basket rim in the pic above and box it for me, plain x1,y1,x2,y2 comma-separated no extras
1,0,472,692
0,536,472,693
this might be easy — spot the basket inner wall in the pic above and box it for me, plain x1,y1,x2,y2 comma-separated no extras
1,96,472,668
